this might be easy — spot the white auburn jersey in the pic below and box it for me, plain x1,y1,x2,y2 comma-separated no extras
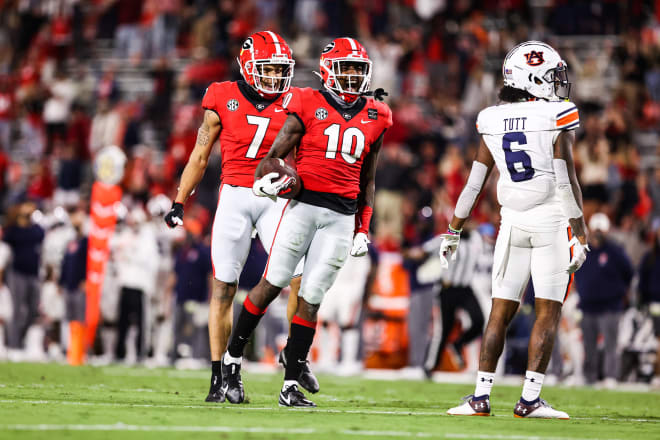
476,100,579,231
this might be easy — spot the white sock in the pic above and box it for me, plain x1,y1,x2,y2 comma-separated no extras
282,380,297,391
223,352,242,365
521,370,544,402
474,371,495,398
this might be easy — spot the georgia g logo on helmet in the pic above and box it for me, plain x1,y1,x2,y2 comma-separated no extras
241,37,254,52
524,50,544,66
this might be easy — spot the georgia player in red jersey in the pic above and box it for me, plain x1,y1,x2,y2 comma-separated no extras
163,31,317,403
221,37,393,407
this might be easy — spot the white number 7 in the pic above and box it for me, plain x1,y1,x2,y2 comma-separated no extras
245,115,271,158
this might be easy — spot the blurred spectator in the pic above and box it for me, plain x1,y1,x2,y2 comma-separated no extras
43,66,77,153
150,0,181,59
3,201,44,349
650,168,660,220
574,107,611,214
574,213,633,387
639,218,660,387
114,0,144,63
0,76,14,151
171,218,211,362
89,97,122,156
59,207,87,364
400,205,439,372
112,206,159,362
0,227,12,358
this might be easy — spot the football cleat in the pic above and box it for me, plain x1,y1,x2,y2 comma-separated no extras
279,349,320,394
279,384,316,407
205,374,225,403
447,394,491,416
514,398,570,419
221,356,245,404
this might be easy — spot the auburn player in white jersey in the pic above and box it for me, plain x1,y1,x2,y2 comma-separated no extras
441,41,589,419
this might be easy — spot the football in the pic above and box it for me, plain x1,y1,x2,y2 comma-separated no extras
260,157,301,199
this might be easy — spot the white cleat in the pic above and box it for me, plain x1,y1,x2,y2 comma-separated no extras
447,394,491,416
514,398,569,419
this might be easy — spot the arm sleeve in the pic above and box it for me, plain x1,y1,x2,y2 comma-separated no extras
552,158,583,219
454,161,488,219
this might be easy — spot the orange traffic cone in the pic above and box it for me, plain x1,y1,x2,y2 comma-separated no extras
67,321,86,365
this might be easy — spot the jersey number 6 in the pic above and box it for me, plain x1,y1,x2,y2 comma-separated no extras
502,132,534,182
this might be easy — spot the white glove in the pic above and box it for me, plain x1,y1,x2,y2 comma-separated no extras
350,232,370,257
438,232,461,269
252,172,293,201
567,236,590,274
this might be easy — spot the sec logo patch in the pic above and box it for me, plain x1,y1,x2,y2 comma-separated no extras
227,99,239,111
315,108,328,120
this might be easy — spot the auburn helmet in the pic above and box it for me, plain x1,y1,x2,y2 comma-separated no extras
237,31,295,97
502,41,570,101
316,37,372,103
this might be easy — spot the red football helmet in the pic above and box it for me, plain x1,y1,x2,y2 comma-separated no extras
237,31,295,97
316,37,372,103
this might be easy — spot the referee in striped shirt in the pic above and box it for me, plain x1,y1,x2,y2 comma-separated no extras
424,226,485,376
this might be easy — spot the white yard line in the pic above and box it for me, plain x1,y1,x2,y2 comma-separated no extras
0,399,658,424
0,423,629,440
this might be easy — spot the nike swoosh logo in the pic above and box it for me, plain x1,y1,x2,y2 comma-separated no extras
297,359,307,364
274,108,285,112
281,393,290,405
360,120,373,124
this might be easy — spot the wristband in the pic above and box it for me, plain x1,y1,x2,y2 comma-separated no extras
447,224,462,235
356,206,373,234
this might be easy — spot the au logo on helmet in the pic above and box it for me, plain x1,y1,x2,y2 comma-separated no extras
524,50,544,66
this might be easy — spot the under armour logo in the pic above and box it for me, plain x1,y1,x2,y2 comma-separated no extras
528,377,535,383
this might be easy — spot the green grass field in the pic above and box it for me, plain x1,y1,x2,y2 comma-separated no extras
0,362,658,439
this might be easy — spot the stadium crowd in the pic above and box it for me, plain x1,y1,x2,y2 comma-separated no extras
0,0,659,387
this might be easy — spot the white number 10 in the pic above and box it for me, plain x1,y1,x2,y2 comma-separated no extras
323,124,365,164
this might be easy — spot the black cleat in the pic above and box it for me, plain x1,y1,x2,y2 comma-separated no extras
221,356,245,404
279,349,320,394
205,374,225,402
279,384,316,407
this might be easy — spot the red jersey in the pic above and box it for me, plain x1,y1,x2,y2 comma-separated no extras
202,80,292,187
286,88,392,201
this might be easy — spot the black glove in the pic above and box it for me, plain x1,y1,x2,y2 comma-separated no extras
164,202,184,228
